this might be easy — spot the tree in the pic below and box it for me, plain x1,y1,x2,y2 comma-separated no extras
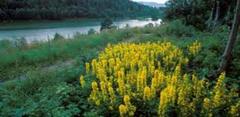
217,0,240,75
88,28,96,35
53,33,65,40
151,15,158,21
0,9,8,21
0,0,161,21
100,18,114,31
212,1,220,28
164,0,237,30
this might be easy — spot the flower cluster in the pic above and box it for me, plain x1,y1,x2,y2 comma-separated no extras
80,42,239,116
188,40,201,55
119,95,136,117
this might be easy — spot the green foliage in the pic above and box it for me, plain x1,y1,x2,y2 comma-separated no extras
0,0,161,21
0,39,12,49
154,20,197,37
151,15,159,21
0,28,138,81
164,0,237,30
88,29,96,35
0,24,239,116
54,33,65,40
100,18,114,31
0,65,92,117
15,37,28,49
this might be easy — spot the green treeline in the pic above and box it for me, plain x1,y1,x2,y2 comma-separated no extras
164,0,237,30
0,0,160,21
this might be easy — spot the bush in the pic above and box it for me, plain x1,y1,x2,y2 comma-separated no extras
15,37,28,49
100,18,114,31
88,29,96,35
0,39,12,49
0,68,93,117
155,20,197,37
54,33,65,40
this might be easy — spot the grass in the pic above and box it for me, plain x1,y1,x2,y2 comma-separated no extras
0,20,239,116
0,29,135,81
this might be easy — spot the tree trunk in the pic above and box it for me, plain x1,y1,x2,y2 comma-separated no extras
226,6,232,30
213,1,220,27
208,7,215,29
225,6,231,21
218,0,240,74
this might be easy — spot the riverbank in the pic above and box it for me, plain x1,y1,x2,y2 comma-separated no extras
1,20,239,82
0,17,159,30
0,18,161,42
0,20,239,116
0,19,101,30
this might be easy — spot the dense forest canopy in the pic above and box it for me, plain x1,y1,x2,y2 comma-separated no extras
164,0,237,30
0,0,160,21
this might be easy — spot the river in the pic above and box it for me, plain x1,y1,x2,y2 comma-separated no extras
0,18,161,42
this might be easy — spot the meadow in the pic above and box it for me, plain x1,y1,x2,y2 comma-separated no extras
0,20,239,116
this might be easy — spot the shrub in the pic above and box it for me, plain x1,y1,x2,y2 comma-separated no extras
155,20,197,37
54,33,65,40
88,29,96,35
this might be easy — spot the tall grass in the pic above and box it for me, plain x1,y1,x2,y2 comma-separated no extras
0,28,135,80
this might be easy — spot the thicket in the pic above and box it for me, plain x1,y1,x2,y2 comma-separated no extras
164,0,238,30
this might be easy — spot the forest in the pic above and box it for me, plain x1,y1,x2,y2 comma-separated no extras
165,0,238,30
0,0,160,21
0,0,240,116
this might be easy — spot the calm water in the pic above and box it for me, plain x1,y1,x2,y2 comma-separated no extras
0,18,161,42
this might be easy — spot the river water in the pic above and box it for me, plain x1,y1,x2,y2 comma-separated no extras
0,18,161,42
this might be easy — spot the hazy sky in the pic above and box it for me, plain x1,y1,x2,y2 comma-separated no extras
132,0,168,4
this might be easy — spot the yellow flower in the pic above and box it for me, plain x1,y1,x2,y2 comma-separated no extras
229,100,240,116
143,86,151,101
80,75,85,88
214,72,225,91
159,88,167,116
119,104,128,117
89,81,100,105
82,42,236,117
85,62,90,73
124,95,131,105
212,73,226,108
203,98,211,110
122,95,136,116
100,81,107,101
107,82,116,104
118,79,125,96
95,100,101,106
188,40,201,55
151,77,158,97
91,59,97,73
159,85,176,116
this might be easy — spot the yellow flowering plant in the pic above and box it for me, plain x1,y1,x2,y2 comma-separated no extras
188,40,201,55
79,41,239,116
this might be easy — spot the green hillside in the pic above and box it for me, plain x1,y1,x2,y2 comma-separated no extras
0,0,160,21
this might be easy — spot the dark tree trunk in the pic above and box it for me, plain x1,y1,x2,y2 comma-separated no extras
208,7,215,29
208,0,220,30
213,1,220,27
226,6,233,30
218,0,240,74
